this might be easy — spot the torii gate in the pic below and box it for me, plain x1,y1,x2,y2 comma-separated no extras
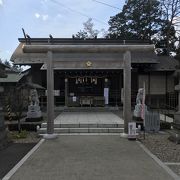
22,44,154,139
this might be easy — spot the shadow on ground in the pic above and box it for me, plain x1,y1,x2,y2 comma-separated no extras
0,143,36,179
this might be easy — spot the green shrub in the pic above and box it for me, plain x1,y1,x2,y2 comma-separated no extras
13,130,28,139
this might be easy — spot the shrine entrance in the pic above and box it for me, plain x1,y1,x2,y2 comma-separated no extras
12,40,154,135
52,69,123,107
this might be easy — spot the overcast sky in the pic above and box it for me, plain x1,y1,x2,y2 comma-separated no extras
0,0,125,62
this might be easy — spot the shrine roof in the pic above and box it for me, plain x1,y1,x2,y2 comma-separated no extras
0,72,24,83
18,38,152,45
11,38,158,65
152,56,178,71
10,38,178,71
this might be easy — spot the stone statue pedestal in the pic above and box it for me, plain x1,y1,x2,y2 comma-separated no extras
171,112,180,143
168,114,180,143
168,83,180,143
174,112,180,127
173,84,180,129
26,105,42,122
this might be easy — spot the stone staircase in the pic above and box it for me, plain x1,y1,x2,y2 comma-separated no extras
55,106,121,112
38,123,124,134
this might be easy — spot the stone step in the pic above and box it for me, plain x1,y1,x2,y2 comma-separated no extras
62,107,121,112
38,127,124,134
41,123,124,128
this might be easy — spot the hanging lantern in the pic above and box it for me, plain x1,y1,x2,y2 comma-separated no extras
105,78,108,83
91,77,93,83
80,78,82,84
78,77,80,83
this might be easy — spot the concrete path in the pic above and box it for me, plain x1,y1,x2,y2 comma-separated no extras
54,112,124,124
8,136,176,180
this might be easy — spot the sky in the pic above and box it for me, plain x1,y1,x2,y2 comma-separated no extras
0,0,125,62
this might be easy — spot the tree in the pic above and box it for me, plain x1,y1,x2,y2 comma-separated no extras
6,86,28,133
4,60,11,67
74,30,88,39
108,0,162,40
12,63,22,72
159,0,180,52
74,18,99,38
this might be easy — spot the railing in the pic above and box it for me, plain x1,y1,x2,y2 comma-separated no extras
39,91,178,110
109,89,137,106
109,90,121,106
39,96,65,107
146,92,178,110
166,92,178,110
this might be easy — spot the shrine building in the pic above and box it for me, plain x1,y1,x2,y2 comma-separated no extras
10,37,178,133
11,38,178,109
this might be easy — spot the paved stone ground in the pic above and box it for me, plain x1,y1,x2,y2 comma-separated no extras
0,143,36,179
9,136,175,180
54,111,124,124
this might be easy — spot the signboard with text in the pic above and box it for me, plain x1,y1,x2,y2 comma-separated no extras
128,122,136,140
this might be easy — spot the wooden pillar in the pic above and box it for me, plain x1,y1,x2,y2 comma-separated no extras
120,72,123,106
148,72,151,106
165,72,168,105
123,51,132,133
44,51,56,138
65,78,68,107
177,72,180,112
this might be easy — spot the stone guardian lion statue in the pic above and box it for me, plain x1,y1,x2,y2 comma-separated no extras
30,89,39,106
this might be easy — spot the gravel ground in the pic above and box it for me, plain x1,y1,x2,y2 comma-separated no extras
140,130,180,177
167,165,180,176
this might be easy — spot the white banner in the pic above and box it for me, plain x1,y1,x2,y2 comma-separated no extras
72,96,77,102
104,88,109,105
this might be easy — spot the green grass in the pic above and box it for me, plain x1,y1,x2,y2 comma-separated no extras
11,130,28,139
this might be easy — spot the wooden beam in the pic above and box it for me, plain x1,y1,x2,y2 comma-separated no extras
22,44,154,53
